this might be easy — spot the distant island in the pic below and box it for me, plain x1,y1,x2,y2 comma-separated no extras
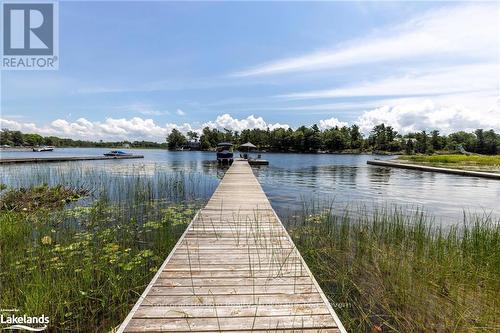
2,123,499,155
0,130,167,149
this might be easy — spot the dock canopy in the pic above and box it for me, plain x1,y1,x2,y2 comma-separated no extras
217,142,233,146
240,142,256,148
239,142,256,151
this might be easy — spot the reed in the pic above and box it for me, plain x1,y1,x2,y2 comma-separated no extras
399,154,500,166
286,205,500,332
0,165,209,332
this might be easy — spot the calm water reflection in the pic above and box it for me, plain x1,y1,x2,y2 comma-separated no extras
1,148,499,223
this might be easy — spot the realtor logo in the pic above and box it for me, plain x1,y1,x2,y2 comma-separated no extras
2,1,58,70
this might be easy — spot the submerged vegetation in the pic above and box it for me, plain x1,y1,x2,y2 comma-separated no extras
0,166,210,331
0,184,89,212
287,205,500,332
0,199,195,331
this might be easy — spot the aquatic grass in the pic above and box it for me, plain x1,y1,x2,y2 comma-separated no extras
286,205,500,332
0,201,198,331
0,162,218,205
399,154,500,165
396,154,500,174
0,165,209,332
0,184,89,212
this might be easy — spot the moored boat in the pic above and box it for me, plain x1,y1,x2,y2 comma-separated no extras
216,142,233,164
33,146,54,152
103,150,132,157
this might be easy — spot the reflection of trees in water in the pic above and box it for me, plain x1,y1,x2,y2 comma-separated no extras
201,160,230,179
368,166,391,184
254,165,358,190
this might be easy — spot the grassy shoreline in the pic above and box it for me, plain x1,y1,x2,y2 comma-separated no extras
287,206,500,332
0,182,199,331
396,154,500,174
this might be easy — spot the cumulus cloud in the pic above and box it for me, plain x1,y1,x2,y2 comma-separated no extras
355,100,500,134
176,109,186,116
202,114,289,132
0,118,56,135
318,117,348,130
0,114,290,142
232,4,498,77
3,101,499,143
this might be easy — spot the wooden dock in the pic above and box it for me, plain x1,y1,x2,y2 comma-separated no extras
367,159,500,180
0,155,144,164
117,159,346,332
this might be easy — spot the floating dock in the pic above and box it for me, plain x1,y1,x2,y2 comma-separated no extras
0,155,144,164
367,159,500,180
117,159,345,332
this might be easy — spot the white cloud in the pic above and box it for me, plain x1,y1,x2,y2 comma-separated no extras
120,103,170,116
176,109,186,116
355,99,500,134
202,114,289,132
278,63,498,101
232,4,498,77
318,117,348,130
0,118,56,135
137,110,170,116
0,114,290,142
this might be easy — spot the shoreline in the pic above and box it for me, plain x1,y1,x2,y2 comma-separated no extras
367,160,500,180
1,147,399,156
0,155,144,164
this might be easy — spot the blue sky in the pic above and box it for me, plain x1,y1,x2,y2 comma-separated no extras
1,1,499,141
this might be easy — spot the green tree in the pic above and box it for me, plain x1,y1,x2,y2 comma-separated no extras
187,131,199,142
11,131,24,146
447,131,476,151
23,133,44,146
405,138,415,155
415,131,432,154
349,125,363,149
166,129,187,150
430,130,444,151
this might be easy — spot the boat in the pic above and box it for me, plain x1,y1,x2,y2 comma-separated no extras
103,150,133,157
32,146,54,152
216,142,234,164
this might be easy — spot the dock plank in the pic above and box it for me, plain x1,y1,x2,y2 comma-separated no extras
117,160,346,332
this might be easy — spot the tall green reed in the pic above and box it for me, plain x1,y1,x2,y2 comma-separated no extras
286,203,499,332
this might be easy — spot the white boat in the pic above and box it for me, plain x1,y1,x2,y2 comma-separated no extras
33,146,54,152
103,150,133,157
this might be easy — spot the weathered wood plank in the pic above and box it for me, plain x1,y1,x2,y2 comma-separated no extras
147,284,317,296
117,160,346,333
133,303,330,318
154,277,314,287
124,315,338,332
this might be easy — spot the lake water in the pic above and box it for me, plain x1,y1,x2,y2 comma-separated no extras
1,148,499,224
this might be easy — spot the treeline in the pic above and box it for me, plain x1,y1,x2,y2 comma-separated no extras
3,124,499,155
167,124,500,155
0,129,167,149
